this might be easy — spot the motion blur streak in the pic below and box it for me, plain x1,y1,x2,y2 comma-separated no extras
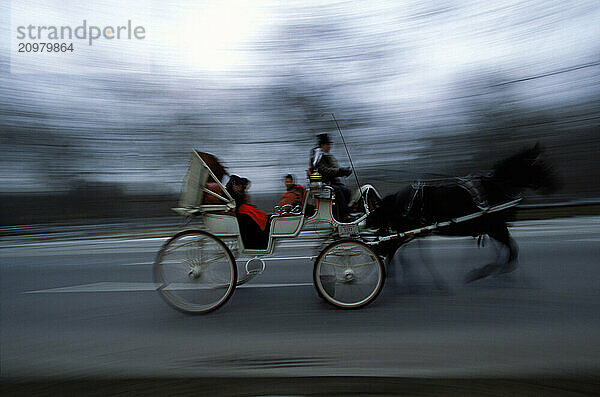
1,1,598,200
1,0,599,393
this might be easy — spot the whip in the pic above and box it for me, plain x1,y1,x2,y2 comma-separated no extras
331,113,364,209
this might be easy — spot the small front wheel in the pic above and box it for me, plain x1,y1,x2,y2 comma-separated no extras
314,239,385,309
154,230,237,314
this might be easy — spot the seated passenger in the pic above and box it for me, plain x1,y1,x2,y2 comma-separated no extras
226,175,269,249
276,174,305,215
225,175,248,209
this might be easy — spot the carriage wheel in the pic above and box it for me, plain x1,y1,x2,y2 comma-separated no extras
154,230,237,314
313,239,385,309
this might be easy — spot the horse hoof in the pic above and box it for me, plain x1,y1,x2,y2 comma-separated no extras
497,261,518,275
465,268,487,283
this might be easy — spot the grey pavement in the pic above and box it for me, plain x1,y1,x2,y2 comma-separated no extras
1,217,599,391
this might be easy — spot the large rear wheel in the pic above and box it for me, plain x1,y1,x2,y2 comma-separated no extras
313,239,385,309
154,230,237,314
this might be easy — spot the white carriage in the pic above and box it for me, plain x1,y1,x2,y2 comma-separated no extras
153,150,386,314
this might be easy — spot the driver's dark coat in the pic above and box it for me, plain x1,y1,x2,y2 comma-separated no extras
310,147,344,185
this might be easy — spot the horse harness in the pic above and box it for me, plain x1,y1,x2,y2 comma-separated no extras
403,181,426,221
455,174,490,210
403,174,491,222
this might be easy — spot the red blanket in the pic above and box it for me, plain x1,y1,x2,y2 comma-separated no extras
238,204,267,231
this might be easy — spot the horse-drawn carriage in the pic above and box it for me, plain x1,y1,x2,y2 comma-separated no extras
154,145,553,314
153,150,386,313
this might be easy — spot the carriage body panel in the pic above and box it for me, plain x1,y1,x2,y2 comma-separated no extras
302,195,335,229
271,215,304,237
203,213,240,237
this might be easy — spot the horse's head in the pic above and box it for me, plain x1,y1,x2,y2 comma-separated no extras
492,143,559,194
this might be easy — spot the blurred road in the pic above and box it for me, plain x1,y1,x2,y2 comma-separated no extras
1,217,599,382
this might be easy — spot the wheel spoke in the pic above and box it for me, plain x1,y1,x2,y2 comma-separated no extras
314,240,384,309
183,253,226,268
345,260,376,268
321,260,346,268
154,231,237,314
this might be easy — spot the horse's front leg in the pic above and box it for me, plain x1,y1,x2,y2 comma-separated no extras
383,252,396,290
381,241,401,291
416,238,449,292
394,238,445,294
397,245,418,294
382,241,416,294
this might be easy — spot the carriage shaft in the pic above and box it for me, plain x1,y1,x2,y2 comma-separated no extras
371,198,522,244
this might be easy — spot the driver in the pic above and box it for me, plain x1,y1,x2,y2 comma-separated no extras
310,133,353,221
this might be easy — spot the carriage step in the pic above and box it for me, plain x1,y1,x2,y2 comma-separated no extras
245,257,266,275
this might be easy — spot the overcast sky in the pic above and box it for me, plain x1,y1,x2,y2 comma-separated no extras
1,0,599,193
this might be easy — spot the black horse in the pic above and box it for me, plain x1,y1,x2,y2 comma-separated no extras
366,144,558,283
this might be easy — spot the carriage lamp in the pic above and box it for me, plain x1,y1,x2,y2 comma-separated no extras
309,170,323,193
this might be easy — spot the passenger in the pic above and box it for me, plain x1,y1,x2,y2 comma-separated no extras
226,175,268,248
277,174,305,215
225,175,247,210
309,133,352,221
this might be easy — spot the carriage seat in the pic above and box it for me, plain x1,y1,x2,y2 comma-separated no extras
265,187,311,242
204,207,271,250
206,187,310,250
273,188,309,216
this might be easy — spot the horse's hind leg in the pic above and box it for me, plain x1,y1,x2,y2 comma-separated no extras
487,223,519,275
498,235,519,275
465,222,518,283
